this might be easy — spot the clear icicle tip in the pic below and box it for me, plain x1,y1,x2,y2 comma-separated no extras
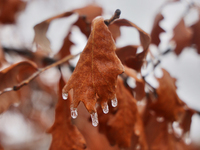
111,97,118,107
62,92,68,100
91,112,99,127
102,102,109,114
71,107,78,119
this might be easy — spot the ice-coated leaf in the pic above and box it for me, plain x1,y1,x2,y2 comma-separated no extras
62,16,124,115
48,76,86,150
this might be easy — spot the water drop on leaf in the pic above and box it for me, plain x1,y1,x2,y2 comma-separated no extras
91,112,98,127
71,107,78,119
62,92,68,100
111,97,118,107
102,102,109,114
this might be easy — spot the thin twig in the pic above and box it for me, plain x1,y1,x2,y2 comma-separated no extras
0,53,81,96
104,9,121,26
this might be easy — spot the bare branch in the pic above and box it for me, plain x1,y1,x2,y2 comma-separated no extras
0,53,81,96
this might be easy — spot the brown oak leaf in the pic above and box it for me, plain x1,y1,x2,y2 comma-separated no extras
48,76,86,150
111,19,151,72
0,0,26,24
33,4,102,54
62,16,124,114
124,66,145,100
98,77,147,149
149,69,185,121
171,19,193,55
150,13,165,46
0,61,37,114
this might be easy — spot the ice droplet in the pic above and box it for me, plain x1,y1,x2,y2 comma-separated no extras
102,102,109,114
111,97,118,107
62,92,68,100
71,107,78,119
91,112,98,127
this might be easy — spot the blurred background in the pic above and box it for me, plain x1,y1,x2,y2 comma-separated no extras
0,0,200,149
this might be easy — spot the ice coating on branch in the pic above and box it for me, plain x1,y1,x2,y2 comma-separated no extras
62,92,68,100
71,107,78,119
91,112,98,127
111,97,118,107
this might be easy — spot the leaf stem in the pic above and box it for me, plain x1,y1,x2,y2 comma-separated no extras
104,9,121,26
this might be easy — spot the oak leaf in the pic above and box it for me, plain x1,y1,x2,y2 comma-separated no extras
0,61,37,114
33,4,102,54
124,66,145,100
48,76,86,150
171,19,193,55
98,77,147,149
62,16,124,114
0,0,26,24
111,19,151,72
149,69,185,121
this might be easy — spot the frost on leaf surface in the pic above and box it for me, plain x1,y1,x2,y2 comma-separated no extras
62,16,124,115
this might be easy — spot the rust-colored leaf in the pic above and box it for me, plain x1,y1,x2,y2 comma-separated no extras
74,5,103,37
98,77,147,149
54,31,74,60
149,69,185,121
33,4,102,54
108,23,121,41
48,76,86,150
0,0,26,24
111,19,151,72
171,19,193,55
191,12,200,54
0,61,37,114
62,16,124,114
116,45,138,64
144,109,198,150
150,13,165,46
124,66,145,100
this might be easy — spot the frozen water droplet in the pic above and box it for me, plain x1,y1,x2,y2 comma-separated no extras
102,102,109,114
71,107,78,119
91,112,98,127
156,117,164,122
111,97,118,107
62,92,68,100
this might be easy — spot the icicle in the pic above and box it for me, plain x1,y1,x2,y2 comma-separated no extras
102,102,109,114
111,97,118,107
70,107,78,119
91,112,98,127
62,92,68,100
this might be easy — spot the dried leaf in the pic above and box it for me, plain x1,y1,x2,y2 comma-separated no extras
0,61,37,114
124,66,145,100
0,0,26,24
48,76,86,150
149,69,185,121
116,45,138,64
62,16,124,114
150,13,165,46
74,5,103,37
98,77,147,149
108,23,121,41
33,5,102,54
191,12,200,54
54,31,74,60
111,19,151,72
171,19,193,55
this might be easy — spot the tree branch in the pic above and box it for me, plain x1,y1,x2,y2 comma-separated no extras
0,53,80,96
